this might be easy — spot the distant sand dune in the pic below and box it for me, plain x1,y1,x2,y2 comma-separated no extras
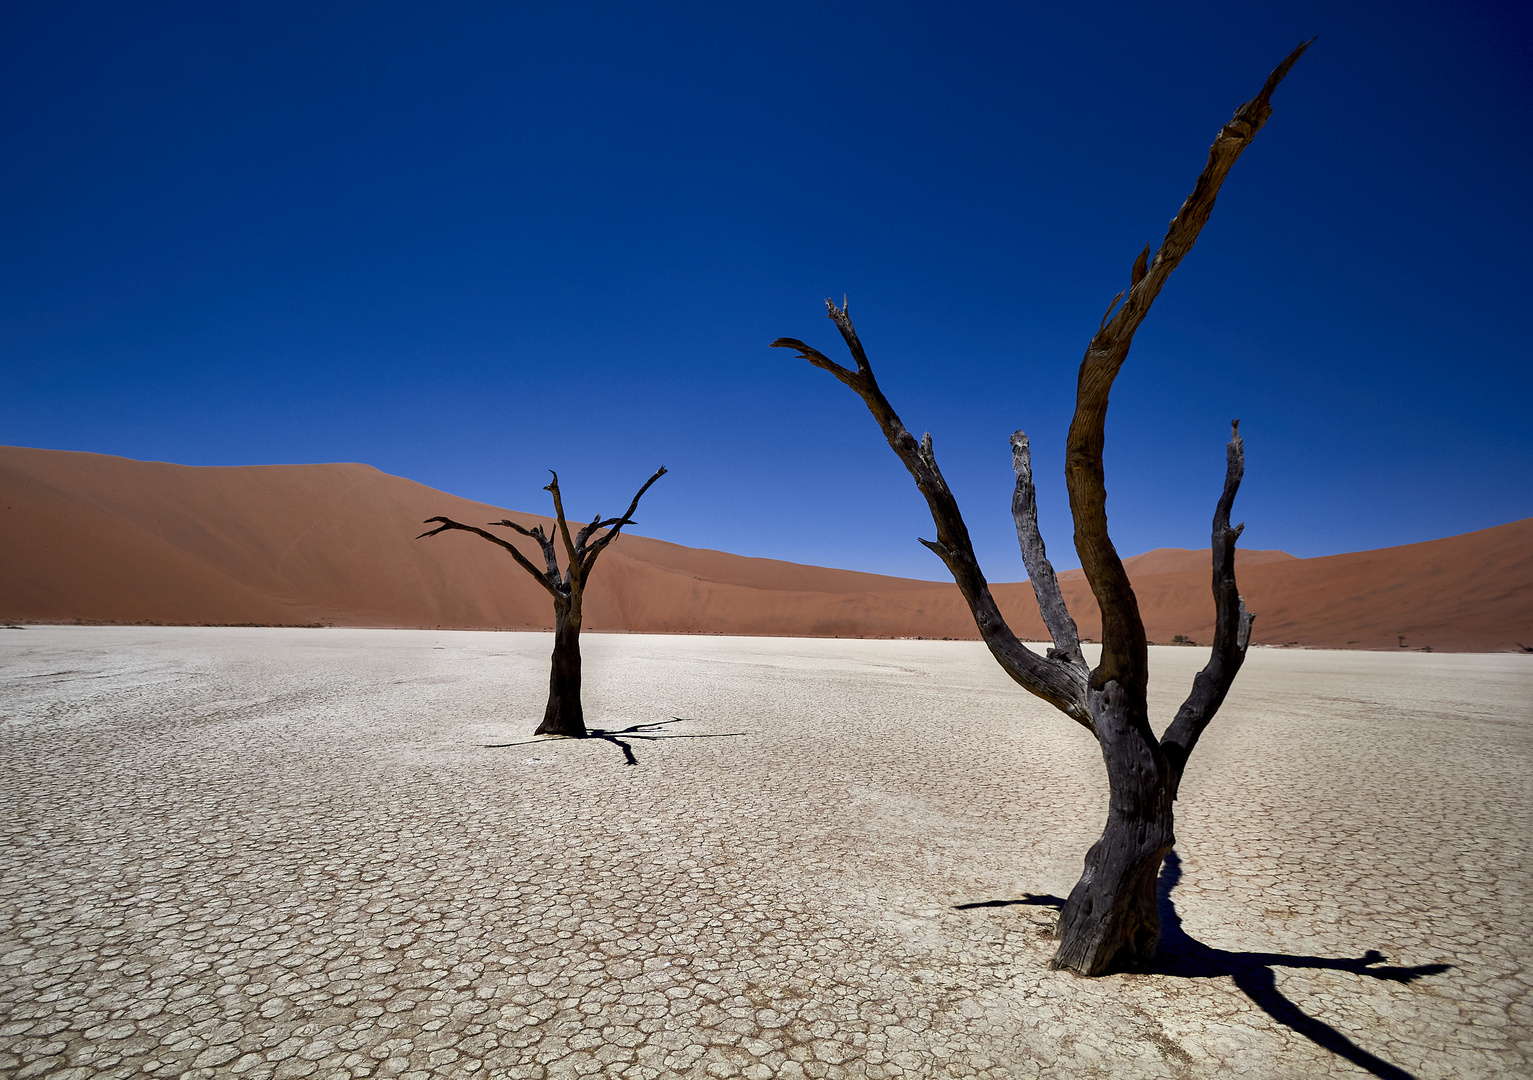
2,445,1529,651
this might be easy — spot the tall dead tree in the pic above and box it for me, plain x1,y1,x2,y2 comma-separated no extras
772,41,1310,976
418,467,666,738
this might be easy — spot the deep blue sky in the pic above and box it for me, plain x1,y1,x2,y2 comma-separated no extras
3,2,1529,580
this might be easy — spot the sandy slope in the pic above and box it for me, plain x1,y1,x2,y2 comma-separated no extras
2,444,1529,650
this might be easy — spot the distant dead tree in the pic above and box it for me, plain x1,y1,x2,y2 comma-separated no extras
773,42,1311,976
418,467,666,738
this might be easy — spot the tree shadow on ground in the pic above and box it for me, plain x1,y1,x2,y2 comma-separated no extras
485,717,745,766
957,852,1451,1080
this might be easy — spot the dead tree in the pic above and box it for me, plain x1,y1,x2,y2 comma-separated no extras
418,467,666,738
772,41,1310,976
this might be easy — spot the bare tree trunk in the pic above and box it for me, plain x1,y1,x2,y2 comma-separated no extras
1053,685,1175,974
537,601,585,737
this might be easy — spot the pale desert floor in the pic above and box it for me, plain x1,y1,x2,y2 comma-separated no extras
0,628,1529,1080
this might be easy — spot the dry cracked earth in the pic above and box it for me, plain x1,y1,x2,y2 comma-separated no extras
0,627,1529,1080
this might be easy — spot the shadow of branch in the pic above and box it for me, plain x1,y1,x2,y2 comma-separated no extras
953,894,1067,911
485,717,746,766
955,852,1451,1080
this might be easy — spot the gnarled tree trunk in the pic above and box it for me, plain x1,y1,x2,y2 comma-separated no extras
538,600,585,737
774,41,1305,975
1054,685,1175,973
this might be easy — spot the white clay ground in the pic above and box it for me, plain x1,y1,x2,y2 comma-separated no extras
1,627,1528,1079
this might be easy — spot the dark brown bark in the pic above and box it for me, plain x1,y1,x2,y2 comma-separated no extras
1052,682,1175,974
537,601,585,737
775,42,1307,976
1161,421,1256,797
1068,37,1311,700
418,466,666,737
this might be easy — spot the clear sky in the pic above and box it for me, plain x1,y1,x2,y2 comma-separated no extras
3,1,1529,581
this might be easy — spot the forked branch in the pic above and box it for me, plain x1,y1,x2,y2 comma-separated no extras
419,466,667,595
573,514,618,552
773,304,1091,730
417,517,560,596
580,466,669,576
495,518,561,578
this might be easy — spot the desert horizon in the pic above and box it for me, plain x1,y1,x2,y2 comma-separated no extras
3,443,1530,653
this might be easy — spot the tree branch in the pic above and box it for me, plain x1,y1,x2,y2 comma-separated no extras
1010,431,1084,667
769,336,860,389
1160,421,1255,796
573,513,612,553
579,466,668,577
417,517,560,597
773,301,1092,731
494,518,560,577
544,472,581,585
1100,39,1313,350
1066,39,1309,700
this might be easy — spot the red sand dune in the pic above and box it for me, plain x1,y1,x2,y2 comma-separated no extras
2,445,1529,651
